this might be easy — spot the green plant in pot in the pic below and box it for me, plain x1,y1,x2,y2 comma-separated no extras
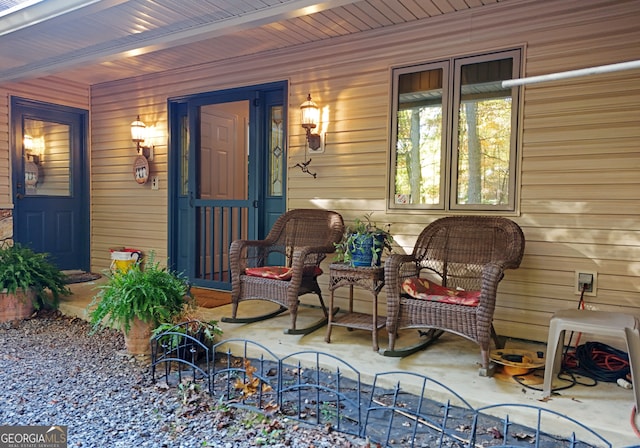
0,243,70,322
88,253,190,355
334,213,393,267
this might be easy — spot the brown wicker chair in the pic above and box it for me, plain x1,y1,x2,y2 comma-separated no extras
223,209,344,335
383,216,525,375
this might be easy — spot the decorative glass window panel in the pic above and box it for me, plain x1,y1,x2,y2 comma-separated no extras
180,115,189,196
269,105,284,197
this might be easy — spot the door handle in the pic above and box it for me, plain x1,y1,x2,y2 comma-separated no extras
16,193,24,200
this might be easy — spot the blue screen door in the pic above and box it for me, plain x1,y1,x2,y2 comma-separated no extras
169,82,287,290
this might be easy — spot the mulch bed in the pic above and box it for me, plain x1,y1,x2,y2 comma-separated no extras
154,349,602,448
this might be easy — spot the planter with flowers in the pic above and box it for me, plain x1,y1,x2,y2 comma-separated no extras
334,213,393,267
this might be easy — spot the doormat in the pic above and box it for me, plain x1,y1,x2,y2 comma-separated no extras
192,287,231,309
63,271,102,284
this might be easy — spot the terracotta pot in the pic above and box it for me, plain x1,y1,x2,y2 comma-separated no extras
0,288,36,322
123,317,152,355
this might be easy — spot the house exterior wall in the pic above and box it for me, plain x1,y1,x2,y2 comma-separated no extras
1,0,638,342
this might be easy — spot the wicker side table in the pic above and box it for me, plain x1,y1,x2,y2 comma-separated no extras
324,263,385,351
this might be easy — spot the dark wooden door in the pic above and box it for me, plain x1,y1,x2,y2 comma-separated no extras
11,98,89,271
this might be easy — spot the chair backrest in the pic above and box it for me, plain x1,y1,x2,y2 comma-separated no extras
265,209,345,266
413,216,524,290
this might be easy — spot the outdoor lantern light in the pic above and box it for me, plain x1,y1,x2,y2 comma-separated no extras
23,134,33,151
23,134,43,164
294,94,320,178
130,115,153,160
300,94,321,151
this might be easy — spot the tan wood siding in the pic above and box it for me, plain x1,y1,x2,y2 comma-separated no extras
85,0,640,341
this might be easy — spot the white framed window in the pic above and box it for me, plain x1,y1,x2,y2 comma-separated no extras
389,49,521,211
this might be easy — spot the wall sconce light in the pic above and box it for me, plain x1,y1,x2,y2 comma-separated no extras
300,94,322,151
23,134,33,151
23,134,42,165
130,115,154,160
293,94,321,178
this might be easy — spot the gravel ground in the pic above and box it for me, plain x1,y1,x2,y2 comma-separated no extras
0,311,367,447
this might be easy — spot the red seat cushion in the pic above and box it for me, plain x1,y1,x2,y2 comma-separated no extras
401,277,480,307
244,266,323,281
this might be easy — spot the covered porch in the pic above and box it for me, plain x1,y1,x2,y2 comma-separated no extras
60,279,639,447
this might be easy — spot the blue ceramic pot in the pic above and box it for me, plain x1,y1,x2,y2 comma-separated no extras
350,233,385,267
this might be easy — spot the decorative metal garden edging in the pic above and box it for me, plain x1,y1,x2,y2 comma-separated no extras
151,336,630,448
150,324,213,392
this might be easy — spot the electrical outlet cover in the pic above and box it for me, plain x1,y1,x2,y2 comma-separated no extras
574,271,597,296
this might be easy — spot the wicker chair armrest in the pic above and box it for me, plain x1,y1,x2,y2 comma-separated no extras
384,253,418,298
230,239,272,251
476,262,508,311
298,243,337,258
230,239,273,273
291,244,336,267
284,246,334,286
384,253,417,328
385,252,415,269
482,261,510,287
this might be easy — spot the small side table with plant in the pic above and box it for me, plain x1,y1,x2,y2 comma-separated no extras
327,213,393,351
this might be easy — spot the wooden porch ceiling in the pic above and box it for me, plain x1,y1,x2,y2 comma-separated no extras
0,0,511,85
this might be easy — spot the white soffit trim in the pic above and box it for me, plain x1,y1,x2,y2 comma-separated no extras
0,0,362,83
0,0,127,36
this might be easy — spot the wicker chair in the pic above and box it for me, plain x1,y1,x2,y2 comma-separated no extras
223,209,344,335
383,216,525,375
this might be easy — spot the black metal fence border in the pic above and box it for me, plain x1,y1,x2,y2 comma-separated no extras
150,336,630,448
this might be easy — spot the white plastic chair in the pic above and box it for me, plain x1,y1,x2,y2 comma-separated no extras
542,309,640,412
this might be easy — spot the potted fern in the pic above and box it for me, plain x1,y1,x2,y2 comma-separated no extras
88,254,190,355
0,243,70,322
334,213,392,267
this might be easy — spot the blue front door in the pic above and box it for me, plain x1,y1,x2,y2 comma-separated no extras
169,82,287,289
11,98,89,271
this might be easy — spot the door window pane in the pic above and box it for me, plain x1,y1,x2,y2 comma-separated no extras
23,118,70,196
